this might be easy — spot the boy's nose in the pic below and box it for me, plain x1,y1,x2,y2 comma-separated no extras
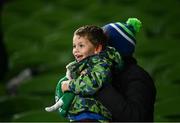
73,48,79,54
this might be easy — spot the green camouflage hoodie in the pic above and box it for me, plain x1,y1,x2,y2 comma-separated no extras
66,46,123,120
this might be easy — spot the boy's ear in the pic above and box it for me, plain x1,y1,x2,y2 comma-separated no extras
95,44,102,54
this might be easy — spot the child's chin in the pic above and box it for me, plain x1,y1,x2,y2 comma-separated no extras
76,59,81,62
77,58,84,62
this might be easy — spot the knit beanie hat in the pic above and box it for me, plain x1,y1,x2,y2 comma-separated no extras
102,18,142,56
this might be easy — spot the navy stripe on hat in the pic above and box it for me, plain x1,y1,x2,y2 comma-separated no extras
113,23,136,45
103,24,135,56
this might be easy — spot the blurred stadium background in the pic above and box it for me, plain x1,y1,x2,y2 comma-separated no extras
0,0,180,122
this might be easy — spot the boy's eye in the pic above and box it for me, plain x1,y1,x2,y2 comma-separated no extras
73,45,76,48
79,44,84,48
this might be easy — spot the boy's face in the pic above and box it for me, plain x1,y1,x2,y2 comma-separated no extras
73,34,99,62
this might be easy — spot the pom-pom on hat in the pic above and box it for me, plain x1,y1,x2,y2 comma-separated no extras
102,18,142,56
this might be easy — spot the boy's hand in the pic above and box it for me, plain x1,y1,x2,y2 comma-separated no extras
61,80,70,92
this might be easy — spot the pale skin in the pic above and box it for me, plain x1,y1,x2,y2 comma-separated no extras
61,34,102,92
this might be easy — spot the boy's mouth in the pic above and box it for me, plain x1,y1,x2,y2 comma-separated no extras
75,55,83,61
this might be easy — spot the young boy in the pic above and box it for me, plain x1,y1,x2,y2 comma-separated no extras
45,25,123,122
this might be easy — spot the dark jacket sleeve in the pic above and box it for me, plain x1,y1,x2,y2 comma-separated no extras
96,64,156,122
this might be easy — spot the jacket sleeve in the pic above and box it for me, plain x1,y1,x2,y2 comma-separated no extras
96,65,156,121
68,61,111,96
55,76,68,101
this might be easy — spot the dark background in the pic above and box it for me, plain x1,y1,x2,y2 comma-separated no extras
0,0,180,121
